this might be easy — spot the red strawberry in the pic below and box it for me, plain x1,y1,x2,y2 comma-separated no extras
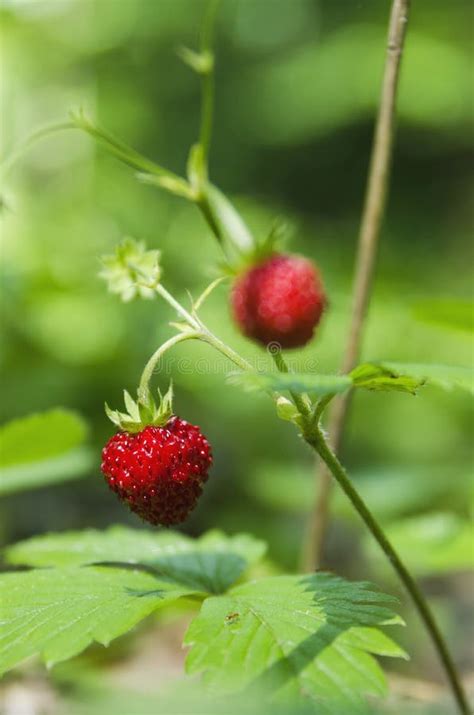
231,253,326,349
102,386,212,526
101,418,212,526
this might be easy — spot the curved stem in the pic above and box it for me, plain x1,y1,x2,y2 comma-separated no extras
199,329,254,373
307,426,469,715
155,284,201,331
1,121,75,177
309,0,411,570
138,331,199,401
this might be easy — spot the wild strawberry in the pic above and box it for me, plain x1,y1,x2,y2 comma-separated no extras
101,387,212,526
231,253,326,349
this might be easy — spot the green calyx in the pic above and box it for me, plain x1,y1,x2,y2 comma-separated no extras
216,218,291,277
100,238,161,302
105,384,174,433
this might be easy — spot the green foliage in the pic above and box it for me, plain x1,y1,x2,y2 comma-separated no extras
204,185,255,256
1,527,404,714
374,362,474,394
0,409,92,496
185,574,405,712
350,364,423,395
413,299,474,334
99,238,161,302
365,512,474,576
0,566,185,674
230,361,473,405
5,527,266,594
229,371,352,397
0,529,265,674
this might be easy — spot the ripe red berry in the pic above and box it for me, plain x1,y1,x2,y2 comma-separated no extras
231,253,326,349
101,417,212,526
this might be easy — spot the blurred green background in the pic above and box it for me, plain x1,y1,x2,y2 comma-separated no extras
1,0,473,709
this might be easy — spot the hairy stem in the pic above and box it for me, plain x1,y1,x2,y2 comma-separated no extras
271,350,311,418
307,0,411,570
307,426,470,715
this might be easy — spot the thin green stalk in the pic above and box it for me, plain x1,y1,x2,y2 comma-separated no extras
307,425,470,715
309,0,412,571
1,121,75,177
155,284,201,331
270,351,311,418
138,331,199,401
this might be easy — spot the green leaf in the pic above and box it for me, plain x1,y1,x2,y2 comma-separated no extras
413,298,474,334
0,566,190,675
378,362,474,394
350,364,423,395
185,574,406,712
229,371,352,397
5,527,266,594
0,409,92,496
352,362,474,395
365,513,474,577
205,185,255,255
1,529,267,675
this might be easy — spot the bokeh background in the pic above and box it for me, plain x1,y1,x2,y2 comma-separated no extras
1,0,473,712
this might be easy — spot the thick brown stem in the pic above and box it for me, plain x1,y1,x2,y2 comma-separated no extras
304,0,411,571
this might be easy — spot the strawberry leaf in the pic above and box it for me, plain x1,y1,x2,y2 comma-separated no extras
0,566,189,675
228,371,352,397
5,527,266,594
1,529,267,675
184,573,406,713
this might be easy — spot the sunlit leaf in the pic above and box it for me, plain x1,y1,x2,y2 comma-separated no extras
0,566,189,675
185,574,405,713
5,527,266,594
377,362,473,394
0,410,92,496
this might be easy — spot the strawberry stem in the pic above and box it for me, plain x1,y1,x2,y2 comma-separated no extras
307,426,470,715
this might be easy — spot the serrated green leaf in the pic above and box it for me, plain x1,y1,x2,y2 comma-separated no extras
184,574,405,713
0,410,91,496
229,371,352,397
0,566,191,675
5,527,266,594
1,530,267,675
350,363,423,394
378,362,474,394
